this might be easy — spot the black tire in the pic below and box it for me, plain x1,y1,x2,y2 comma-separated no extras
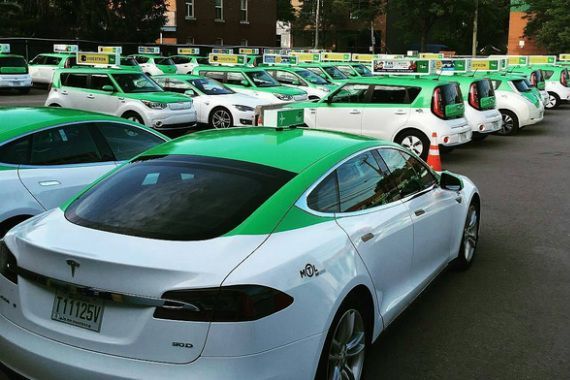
546,92,560,109
453,201,480,270
17,88,31,95
496,110,519,136
316,295,370,380
209,107,234,129
0,216,32,238
395,129,430,161
122,112,145,125
48,103,61,107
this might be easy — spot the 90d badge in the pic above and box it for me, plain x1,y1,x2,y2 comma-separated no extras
172,342,194,349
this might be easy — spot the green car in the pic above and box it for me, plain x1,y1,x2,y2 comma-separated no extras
192,65,308,103
522,65,570,109
129,54,177,76
507,66,549,106
263,66,337,101
28,53,77,85
331,62,374,78
0,50,33,94
0,107,168,236
296,63,350,85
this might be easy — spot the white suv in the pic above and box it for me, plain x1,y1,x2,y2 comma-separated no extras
45,68,197,132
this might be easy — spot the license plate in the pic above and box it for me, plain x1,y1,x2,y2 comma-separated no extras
51,292,105,332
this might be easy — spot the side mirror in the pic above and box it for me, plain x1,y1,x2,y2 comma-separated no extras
240,80,250,87
101,85,114,92
440,172,463,191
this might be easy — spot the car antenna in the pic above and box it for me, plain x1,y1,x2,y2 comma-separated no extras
470,68,479,77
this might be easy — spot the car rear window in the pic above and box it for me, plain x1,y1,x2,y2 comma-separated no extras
440,83,463,105
65,155,295,241
0,57,26,68
476,79,495,99
120,57,138,66
512,79,531,92
155,58,175,66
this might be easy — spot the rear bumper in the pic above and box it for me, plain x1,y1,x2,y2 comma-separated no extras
0,313,322,380
0,75,33,89
436,121,472,147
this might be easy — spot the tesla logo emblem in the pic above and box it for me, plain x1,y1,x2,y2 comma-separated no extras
300,263,324,279
66,259,80,278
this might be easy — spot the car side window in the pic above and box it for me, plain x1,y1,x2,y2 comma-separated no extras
135,56,149,64
61,73,89,89
307,172,340,213
202,71,225,82
29,124,104,166
30,55,46,65
95,122,165,161
44,56,62,66
90,74,114,91
226,72,246,85
378,148,433,198
172,56,190,64
64,57,77,68
168,79,192,90
275,71,298,85
336,151,395,212
329,84,370,104
543,70,554,80
491,80,502,90
0,137,31,165
369,85,421,104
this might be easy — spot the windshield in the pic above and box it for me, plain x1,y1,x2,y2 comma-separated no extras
120,57,139,67
294,69,329,85
352,64,373,76
0,57,26,68
65,155,295,241
190,77,234,95
323,66,348,80
512,79,532,93
336,65,359,77
112,73,163,93
155,58,175,66
245,70,280,87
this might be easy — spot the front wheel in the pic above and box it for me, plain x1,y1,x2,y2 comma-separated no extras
546,92,560,109
496,110,519,136
209,107,234,129
317,306,367,380
454,202,480,270
395,130,430,160
122,112,145,125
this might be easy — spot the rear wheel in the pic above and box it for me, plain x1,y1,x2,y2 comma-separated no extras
122,112,144,125
317,303,367,380
546,92,560,109
395,130,430,160
454,201,480,270
48,103,61,107
209,107,234,129
496,110,519,136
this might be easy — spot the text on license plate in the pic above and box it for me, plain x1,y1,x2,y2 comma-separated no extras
51,292,105,332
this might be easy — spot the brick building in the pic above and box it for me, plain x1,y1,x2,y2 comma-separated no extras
507,0,546,55
161,0,277,46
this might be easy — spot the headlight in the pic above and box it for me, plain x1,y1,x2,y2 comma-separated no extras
233,105,255,112
142,100,168,110
274,94,293,101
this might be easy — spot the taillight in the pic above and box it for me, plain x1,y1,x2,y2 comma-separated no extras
256,113,263,126
530,72,537,87
431,87,446,119
469,83,480,110
154,285,293,322
0,240,18,284
561,71,568,87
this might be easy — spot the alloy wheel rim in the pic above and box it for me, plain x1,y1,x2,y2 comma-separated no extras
327,309,366,380
501,114,513,134
547,95,556,109
463,207,479,262
212,110,231,128
128,116,140,123
401,136,424,156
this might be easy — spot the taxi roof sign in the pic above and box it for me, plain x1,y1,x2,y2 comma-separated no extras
419,53,444,59
528,55,556,65
138,46,160,55
262,54,298,65
470,58,500,72
372,59,434,75
291,52,321,62
351,54,376,62
264,48,290,55
54,44,78,53
434,59,471,73
212,48,234,54
208,53,247,65
98,46,122,54
178,47,200,55
320,52,352,62
239,48,260,55
560,54,570,62
77,51,119,66
0,44,10,54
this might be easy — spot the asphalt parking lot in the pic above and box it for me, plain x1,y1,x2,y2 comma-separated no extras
0,94,568,379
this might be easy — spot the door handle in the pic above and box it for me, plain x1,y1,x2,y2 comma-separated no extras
349,110,361,115
39,180,60,187
361,233,374,242
414,209,426,216
394,110,407,115
86,94,95,99
61,90,68,95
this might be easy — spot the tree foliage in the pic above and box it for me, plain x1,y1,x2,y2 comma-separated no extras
277,0,296,22
0,0,168,43
524,0,570,53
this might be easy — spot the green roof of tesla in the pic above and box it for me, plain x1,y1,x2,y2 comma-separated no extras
0,107,152,142
141,127,390,173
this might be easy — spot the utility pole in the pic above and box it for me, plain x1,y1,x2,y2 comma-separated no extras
314,0,321,49
471,0,479,57
370,20,375,53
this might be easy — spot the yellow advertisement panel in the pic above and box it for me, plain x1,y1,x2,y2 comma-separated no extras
351,54,375,62
559,54,570,61
321,52,351,61
528,55,556,64
178,48,200,55
208,54,246,65
77,52,117,65
291,52,320,62
98,46,122,54
419,53,443,59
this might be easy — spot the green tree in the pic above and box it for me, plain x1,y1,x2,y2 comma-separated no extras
277,0,296,22
107,0,168,42
524,0,570,52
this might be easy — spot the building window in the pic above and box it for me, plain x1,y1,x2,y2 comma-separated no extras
185,1,194,19
215,0,223,20
240,0,248,22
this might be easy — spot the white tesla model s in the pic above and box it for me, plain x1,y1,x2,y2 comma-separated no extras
0,127,481,380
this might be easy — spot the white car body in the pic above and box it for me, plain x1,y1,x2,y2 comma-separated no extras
191,92,270,126
229,86,308,104
0,128,481,379
494,86,544,128
464,103,502,134
545,81,570,103
0,74,32,90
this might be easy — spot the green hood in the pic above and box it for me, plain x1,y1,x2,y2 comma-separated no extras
121,91,191,103
157,64,177,74
521,91,540,108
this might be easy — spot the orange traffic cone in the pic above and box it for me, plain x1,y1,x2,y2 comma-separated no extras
426,132,442,171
